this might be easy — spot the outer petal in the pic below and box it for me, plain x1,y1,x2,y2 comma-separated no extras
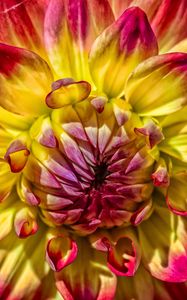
139,196,187,282
166,173,187,216
55,238,117,300
0,43,53,117
0,227,51,299
126,53,187,116
159,106,187,163
153,279,187,300
89,7,158,97
108,1,187,52
0,161,17,202
115,264,154,300
0,0,49,58
44,0,114,80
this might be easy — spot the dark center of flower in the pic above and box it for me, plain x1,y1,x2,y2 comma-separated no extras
92,162,109,189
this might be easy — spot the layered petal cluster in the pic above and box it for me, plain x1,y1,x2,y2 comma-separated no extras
1,1,187,300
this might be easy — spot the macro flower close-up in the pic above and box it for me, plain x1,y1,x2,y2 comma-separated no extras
1,0,187,299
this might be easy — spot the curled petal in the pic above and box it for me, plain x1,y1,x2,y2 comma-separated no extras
46,235,78,272
46,80,91,108
152,167,170,188
90,96,108,113
91,229,141,277
89,6,158,97
14,207,38,238
139,198,187,282
4,139,30,173
130,199,153,226
134,120,164,148
126,53,187,116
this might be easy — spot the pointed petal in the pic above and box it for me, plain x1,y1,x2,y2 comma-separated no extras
0,43,53,117
44,0,114,79
126,53,187,116
89,6,158,97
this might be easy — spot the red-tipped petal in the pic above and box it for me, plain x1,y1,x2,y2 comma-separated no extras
46,236,78,272
89,6,158,97
4,139,30,173
14,207,38,238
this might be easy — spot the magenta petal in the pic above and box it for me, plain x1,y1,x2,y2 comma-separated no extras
46,236,78,272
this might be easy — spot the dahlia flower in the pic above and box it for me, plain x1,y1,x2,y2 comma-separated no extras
1,0,187,299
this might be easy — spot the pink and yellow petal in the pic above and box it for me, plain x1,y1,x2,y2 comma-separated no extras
108,0,187,52
0,43,53,117
44,0,114,80
139,197,187,282
55,238,117,300
89,6,158,97
126,53,187,116
0,0,49,58
90,228,141,277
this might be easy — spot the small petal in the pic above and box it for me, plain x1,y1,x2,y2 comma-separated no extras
46,235,78,272
89,7,158,97
126,53,187,116
46,80,91,108
134,119,164,148
14,207,38,238
4,139,30,173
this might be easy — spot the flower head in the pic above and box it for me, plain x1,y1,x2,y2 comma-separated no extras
1,0,187,299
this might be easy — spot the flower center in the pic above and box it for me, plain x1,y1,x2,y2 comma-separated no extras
11,80,164,235
92,162,109,189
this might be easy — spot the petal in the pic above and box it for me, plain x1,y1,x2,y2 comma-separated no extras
44,0,114,79
153,280,187,300
55,238,117,300
134,119,164,148
115,264,154,300
108,1,187,52
90,228,141,277
139,197,187,282
46,79,91,108
46,235,78,272
4,138,30,173
89,7,158,97
0,0,49,57
14,207,38,238
0,228,50,299
166,172,187,216
159,107,187,163
0,43,53,117
0,161,17,202
126,53,187,116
